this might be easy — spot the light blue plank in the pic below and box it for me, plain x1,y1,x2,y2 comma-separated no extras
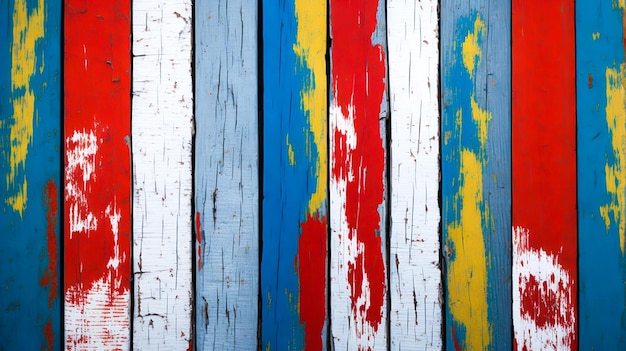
577,1,626,349
0,0,61,349
194,1,259,349
441,1,512,350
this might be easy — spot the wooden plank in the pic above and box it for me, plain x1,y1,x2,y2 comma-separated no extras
329,0,389,348
194,0,259,349
0,0,61,349
512,1,577,350
577,1,626,349
261,0,328,348
386,0,442,349
63,1,132,349
132,1,194,349
440,2,512,350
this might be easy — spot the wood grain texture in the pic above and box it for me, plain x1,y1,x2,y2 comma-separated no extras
577,1,626,349
386,0,442,349
63,1,132,350
132,1,194,349
329,0,389,349
261,0,328,349
441,1,512,350
0,0,61,349
194,0,259,349
512,1,577,349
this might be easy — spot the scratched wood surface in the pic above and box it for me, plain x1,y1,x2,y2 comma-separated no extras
261,0,328,349
512,1,578,350
441,1,512,350
0,0,61,349
132,1,194,349
329,0,389,349
194,0,259,349
63,1,132,349
386,0,442,349
577,1,626,349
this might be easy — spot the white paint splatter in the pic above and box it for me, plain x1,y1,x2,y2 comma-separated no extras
513,226,575,351
65,130,99,237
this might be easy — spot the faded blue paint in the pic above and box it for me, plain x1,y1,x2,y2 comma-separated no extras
441,2,512,350
0,0,61,350
194,0,260,350
577,1,626,349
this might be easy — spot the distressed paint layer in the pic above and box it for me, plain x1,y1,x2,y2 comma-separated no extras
262,0,328,348
63,1,132,349
194,0,260,349
512,0,577,349
132,1,194,349
386,0,443,348
0,2,61,348
442,3,512,349
329,0,388,349
577,1,626,348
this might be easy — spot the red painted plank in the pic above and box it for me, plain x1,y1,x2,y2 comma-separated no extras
512,1,577,349
63,1,132,349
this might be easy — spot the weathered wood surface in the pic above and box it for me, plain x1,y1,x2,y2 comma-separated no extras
0,0,61,349
132,0,194,349
441,1,512,350
512,1,578,350
386,0,442,349
261,0,328,349
329,0,389,349
63,1,132,349
577,1,626,349
194,0,259,349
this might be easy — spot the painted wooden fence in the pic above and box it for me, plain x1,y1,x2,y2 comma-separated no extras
2,0,626,350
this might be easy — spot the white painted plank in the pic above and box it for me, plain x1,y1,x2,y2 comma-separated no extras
387,0,443,349
132,1,194,349
194,0,259,349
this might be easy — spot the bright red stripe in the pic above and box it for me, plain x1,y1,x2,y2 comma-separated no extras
512,1,577,349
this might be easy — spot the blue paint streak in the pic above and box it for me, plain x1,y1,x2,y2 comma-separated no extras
261,0,322,349
441,3,512,349
577,1,626,348
0,0,61,350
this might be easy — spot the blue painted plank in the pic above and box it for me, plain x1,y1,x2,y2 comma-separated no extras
261,0,329,349
194,0,260,349
441,1,512,350
577,1,626,349
0,0,61,349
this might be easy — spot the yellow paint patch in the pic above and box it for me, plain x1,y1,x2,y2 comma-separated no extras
471,94,492,146
286,135,296,166
293,0,327,214
592,32,601,40
461,15,485,78
5,0,45,216
601,64,626,253
447,150,491,350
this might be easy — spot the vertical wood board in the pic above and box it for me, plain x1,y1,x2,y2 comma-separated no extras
441,1,512,350
132,0,194,349
261,0,329,349
0,0,61,349
329,0,389,348
63,1,132,349
577,1,626,349
512,1,578,349
194,0,259,349
386,0,443,349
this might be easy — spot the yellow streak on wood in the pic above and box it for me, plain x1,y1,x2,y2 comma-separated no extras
461,15,485,79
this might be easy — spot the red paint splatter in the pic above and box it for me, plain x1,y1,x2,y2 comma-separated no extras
64,1,131,303
330,0,387,333
298,214,327,350
40,180,59,308
450,324,462,351
44,319,54,350
196,211,203,271
520,274,570,328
